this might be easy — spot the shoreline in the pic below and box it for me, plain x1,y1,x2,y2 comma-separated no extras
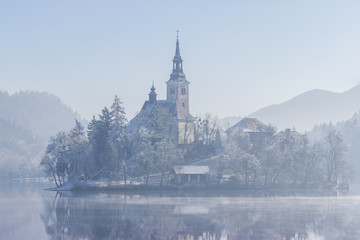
46,181,350,196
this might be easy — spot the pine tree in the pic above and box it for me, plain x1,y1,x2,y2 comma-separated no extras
88,107,113,175
67,120,88,181
109,95,129,184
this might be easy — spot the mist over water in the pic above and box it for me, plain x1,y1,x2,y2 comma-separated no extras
1,179,360,240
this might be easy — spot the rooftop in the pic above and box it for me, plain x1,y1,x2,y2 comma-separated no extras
225,118,274,134
174,165,210,175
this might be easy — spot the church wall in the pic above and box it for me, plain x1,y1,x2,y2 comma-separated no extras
167,82,177,101
166,81,190,113
177,84,189,112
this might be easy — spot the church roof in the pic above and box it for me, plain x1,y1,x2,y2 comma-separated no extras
128,100,194,131
225,118,274,134
141,100,177,118
144,100,194,120
273,128,306,142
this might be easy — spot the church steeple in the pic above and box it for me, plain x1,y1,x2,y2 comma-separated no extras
166,32,190,113
170,32,186,81
173,33,182,71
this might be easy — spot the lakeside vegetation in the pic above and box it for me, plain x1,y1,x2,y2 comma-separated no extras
41,96,351,190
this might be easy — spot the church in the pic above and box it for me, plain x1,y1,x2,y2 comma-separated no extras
129,36,195,144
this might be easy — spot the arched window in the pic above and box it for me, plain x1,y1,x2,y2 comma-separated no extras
182,102,185,107
181,88,186,95
170,88,175,94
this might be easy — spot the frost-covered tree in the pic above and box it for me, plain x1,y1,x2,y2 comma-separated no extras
226,131,259,185
41,131,69,187
129,103,184,185
109,95,129,184
130,129,182,186
301,142,325,185
194,113,221,146
154,138,181,185
263,140,287,185
131,127,156,185
67,120,88,181
87,107,113,174
324,128,347,184
184,113,223,161
41,121,89,186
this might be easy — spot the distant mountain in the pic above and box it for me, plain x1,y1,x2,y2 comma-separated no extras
248,86,360,132
0,90,81,141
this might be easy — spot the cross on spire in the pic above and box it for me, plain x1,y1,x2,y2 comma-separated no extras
176,30,179,40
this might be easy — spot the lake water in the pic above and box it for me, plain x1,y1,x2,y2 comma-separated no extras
1,180,360,240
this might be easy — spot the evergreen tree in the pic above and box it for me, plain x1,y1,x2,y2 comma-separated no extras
67,120,88,181
88,107,113,174
109,96,129,184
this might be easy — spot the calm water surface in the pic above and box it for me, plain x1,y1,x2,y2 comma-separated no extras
1,179,360,240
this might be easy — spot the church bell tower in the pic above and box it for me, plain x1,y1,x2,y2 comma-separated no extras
166,33,190,113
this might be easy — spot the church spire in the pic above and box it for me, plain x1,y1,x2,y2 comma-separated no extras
172,31,183,73
174,30,181,58
166,33,190,113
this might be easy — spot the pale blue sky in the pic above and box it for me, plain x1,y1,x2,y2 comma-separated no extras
1,1,360,120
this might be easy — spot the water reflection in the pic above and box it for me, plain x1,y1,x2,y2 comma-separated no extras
41,192,222,239
41,191,360,240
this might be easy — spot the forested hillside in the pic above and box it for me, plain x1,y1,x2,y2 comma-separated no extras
0,90,82,177
0,118,43,177
0,90,80,141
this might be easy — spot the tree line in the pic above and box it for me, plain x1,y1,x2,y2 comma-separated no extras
41,96,351,188
225,127,350,187
40,96,222,187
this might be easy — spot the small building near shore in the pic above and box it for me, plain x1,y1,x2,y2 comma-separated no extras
174,165,209,184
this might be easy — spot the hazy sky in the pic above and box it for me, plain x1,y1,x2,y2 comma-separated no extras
1,1,360,120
